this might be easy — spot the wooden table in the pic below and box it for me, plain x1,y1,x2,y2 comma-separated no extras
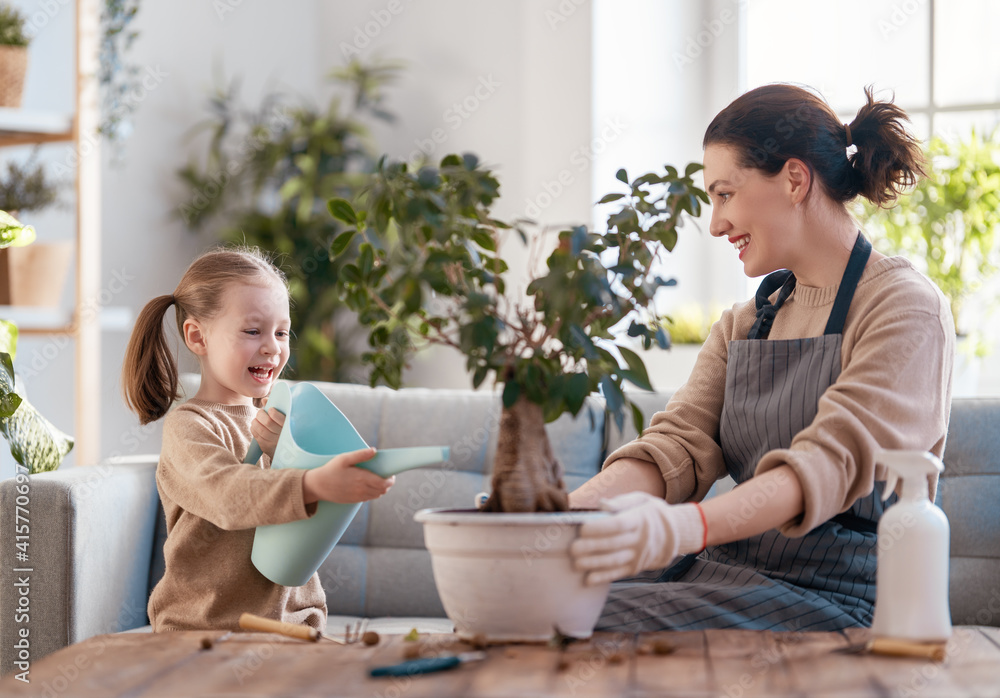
2,626,998,697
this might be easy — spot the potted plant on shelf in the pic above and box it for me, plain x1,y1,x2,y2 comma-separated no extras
326,153,706,640
0,148,71,306
862,128,1000,392
0,2,29,108
0,210,74,475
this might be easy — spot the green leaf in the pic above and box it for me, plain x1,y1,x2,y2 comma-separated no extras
615,168,629,184
0,321,17,360
0,356,73,473
502,379,520,408
0,210,36,249
598,192,625,204
565,372,589,415
630,401,646,435
618,346,653,391
0,392,21,419
327,197,359,225
600,375,624,414
472,230,496,251
330,230,357,257
472,364,489,389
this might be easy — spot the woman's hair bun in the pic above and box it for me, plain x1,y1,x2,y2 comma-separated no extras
704,83,926,207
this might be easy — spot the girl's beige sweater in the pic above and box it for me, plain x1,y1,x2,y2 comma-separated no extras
148,399,326,632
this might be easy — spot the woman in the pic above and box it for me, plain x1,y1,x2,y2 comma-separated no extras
568,84,954,632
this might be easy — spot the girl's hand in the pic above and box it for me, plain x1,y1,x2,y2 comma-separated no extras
251,408,286,460
302,447,395,504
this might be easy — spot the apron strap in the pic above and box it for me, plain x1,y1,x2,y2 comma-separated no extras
823,232,872,335
747,270,797,340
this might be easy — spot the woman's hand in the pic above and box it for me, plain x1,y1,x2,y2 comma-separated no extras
251,408,286,460
301,447,395,504
570,492,705,586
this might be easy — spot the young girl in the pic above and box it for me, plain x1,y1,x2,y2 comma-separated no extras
122,246,394,632
569,85,954,632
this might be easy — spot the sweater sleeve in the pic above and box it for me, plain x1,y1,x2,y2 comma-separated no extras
601,305,737,504
756,282,955,537
158,407,314,531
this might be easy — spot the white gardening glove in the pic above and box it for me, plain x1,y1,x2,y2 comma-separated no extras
570,491,706,586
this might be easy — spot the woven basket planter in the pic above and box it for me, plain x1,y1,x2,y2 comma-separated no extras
0,241,73,307
0,45,28,108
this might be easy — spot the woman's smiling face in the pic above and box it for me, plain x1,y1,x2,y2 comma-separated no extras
704,144,799,279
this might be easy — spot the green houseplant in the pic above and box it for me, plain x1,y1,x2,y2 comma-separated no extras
0,149,71,307
0,2,30,108
177,59,399,382
0,147,63,214
327,154,707,513
863,128,1000,355
326,153,706,640
0,211,74,474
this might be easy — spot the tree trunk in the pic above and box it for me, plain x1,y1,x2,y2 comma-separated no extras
481,396,569,513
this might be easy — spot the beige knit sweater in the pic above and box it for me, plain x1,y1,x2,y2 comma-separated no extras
606,256,955,537
148,399,327,632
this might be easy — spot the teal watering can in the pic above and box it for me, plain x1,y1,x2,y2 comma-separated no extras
245,381,449,587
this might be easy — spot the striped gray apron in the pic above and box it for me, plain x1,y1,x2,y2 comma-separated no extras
598,233,889,632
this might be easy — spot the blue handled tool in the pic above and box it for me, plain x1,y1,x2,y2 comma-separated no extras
369,652,487,677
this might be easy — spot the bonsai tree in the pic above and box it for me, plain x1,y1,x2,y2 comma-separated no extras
863,128,1000,353
177,59,400,382
0,211,74,474
326,154,707,513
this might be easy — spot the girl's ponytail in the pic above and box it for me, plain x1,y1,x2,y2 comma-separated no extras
122,294,180,425
846,86,927,207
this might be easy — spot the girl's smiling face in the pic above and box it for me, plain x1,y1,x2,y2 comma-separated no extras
185,280,291,406
704,144,801,279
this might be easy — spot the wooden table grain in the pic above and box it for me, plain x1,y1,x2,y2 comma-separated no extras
2,626,998,697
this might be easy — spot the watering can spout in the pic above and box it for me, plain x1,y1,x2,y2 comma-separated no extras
247,381,450,586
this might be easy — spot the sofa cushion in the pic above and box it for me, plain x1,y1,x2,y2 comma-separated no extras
939,398,1000,625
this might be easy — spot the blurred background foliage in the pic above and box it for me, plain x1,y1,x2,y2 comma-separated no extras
176,59,401,381
863,128,1000,355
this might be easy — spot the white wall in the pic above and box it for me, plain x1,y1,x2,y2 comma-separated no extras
11,0,327,466
7,0,597,466
11,0,992,471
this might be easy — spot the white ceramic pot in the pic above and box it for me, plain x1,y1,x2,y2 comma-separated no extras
414,508,611,642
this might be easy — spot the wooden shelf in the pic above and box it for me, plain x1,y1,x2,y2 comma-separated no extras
0,0,103,465
0,306,131,334
0,108,74,147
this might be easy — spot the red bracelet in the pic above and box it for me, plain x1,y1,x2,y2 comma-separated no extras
693,502,708,552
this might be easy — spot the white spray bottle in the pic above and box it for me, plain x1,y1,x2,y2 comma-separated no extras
870,450,952,642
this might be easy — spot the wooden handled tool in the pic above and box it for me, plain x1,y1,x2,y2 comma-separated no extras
869,637,948,661
238,613,322,642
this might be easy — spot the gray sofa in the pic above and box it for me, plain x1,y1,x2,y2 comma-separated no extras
2,383,998,675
